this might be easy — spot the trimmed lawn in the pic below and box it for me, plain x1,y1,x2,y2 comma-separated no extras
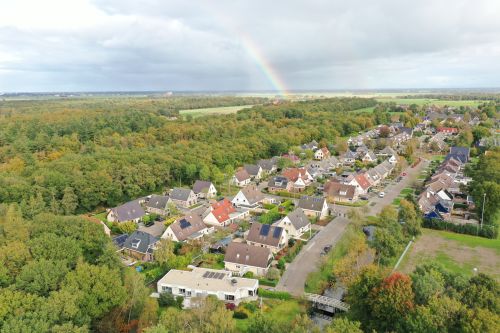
398,229,500,279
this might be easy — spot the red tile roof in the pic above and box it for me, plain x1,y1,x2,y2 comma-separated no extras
282,168,309,182
211,199,236,224
354,174,371,190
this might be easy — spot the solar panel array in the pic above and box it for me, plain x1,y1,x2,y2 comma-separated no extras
202,271,225,279
260,224,270,236
179,219,191,229
272,227,282,239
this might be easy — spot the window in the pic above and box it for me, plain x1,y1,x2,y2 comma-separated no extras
161,286,172,293
249,290,254,296
179,288,186,294
225,294,235,301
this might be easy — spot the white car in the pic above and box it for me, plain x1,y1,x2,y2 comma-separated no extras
378,192,385,198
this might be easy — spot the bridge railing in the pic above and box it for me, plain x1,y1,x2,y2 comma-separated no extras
304,293,350,312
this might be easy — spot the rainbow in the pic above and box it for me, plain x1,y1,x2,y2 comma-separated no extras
238,33,289,96
200,5,289,96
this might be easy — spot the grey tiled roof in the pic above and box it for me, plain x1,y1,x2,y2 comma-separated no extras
247,222,284,247
146,194,170,210
244,164,261,176
298,196,326,212
123,231,158,254
171,188,193,201
285,208,310,230
192,180,213,194
110,201,145,222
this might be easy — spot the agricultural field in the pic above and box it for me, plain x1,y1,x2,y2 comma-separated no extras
375,98,482,107
179,104,254,118
399,229,500,279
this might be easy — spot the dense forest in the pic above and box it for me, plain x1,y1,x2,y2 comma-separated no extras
0,205,155,332
0,96,377,215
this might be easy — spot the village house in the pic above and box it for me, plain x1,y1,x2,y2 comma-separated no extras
301,140,319,150
281,167,313,191
314,147,330,160
157,267,258,305
161,214,213,242
365,168,381,186
257,157,279,174
447,146,470,163
203,198,249,227
144,194,171,216
361,151,378,163
377,146,397,157
345,174,371,195
273,208,311,239
170,188,198,208
224,242,273,276
231,185,265,209
281,153,300,164
107,200,145,223
437,127,459,135
192,180,217,199
246,222,288,253
340,150,357,165
116,230,158,262
267,176,292,193
324,181,358,203
232,169,251,187
244,164,263,180
298,196,329,219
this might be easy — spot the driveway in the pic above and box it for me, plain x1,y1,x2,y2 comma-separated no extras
138,221,165,237
276,217,350,295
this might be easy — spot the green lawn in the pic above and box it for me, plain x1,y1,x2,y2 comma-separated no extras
180,105,254,118
352,106,375,114
235,299,303,332
94,212,108,222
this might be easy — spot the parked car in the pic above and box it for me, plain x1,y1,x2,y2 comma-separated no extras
360,195,369,200
378,192,385,198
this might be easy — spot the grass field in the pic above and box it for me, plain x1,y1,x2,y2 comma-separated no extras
375,98,482,107
179,105,254,118
399,229,500,279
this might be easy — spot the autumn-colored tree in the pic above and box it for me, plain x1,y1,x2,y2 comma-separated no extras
368,272,415,332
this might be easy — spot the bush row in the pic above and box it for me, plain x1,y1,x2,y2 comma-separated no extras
257,288,292,300
423,218,498,239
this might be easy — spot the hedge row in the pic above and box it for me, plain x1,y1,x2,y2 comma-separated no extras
423,218,498,239
257,288,291,300
258,279,278,287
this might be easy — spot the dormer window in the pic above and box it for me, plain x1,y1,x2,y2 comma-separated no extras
131,239,141,249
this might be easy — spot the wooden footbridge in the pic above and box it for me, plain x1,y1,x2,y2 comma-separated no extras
304,293,350,313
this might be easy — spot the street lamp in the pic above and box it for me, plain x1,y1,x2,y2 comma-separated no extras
481,193,486,229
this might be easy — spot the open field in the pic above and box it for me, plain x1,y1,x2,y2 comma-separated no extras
179,105,254,118
375,98,482,107
399,229,500,279
234,299,303,332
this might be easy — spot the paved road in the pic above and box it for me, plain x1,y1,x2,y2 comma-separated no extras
276,217,350,295
276,159,430,295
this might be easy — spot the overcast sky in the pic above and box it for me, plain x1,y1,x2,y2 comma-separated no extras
1,0,500,92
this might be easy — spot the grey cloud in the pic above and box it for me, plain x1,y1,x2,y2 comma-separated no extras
0,0,499,92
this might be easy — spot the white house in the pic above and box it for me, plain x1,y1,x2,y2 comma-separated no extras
232,169,251,187
192,180,217,199
231,185,264,209
314,147,330,160
161,214,213,242
203,198,249,227
274,208,311,239
157,267,258,305
224,242,273,276
297,196,329,219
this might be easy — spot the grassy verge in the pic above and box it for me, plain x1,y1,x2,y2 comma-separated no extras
304,224,364,293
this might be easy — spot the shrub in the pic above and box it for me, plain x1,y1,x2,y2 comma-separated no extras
257,288,291,300
277,258,286,270
259,278,278,287
233,311,248,319
243,271,254,278
266,268,280,281
158,292,183,309
243,302,258,313
423,218,497,239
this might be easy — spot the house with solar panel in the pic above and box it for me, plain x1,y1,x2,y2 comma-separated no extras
224,242,273,276
157,267,258,306
298,196,329,219
161,214,213,242
273,208,311,239
246,222,287,254
114,230,159,262
107,200,146,223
